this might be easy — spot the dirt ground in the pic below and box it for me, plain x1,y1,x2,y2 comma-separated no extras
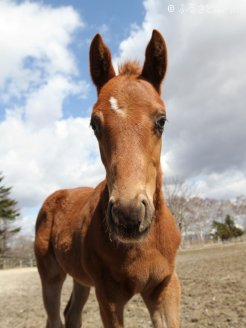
0,243,245,328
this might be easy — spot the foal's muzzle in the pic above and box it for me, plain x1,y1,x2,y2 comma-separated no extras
107,196,152,242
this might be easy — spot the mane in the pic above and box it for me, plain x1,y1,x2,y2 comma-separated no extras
118,61,142,76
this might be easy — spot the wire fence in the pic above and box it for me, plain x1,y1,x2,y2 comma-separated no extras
181,234,246,249
0,235,245,269
0,256,36,269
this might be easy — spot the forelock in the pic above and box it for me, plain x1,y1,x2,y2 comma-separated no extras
118,61,141,76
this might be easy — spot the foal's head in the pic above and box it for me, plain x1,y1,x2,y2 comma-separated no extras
90,30,167,243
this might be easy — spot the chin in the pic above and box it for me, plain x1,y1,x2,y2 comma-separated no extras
111,228,150,245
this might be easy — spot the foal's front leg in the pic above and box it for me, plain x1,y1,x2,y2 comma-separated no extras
95,283,130,328
142,271,180,328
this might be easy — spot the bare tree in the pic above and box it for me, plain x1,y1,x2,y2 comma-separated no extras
164,177,246,244
9,235,34,259
163,177,196,233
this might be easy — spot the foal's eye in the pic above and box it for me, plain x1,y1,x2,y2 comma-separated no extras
90,116,101,137
155,115,166,134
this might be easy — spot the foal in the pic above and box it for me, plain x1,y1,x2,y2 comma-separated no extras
35,29,181,328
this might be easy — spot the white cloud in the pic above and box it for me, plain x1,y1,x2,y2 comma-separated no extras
24,75,88,128
0,1,83,100
0,113,104,208
115,0,246,198
0,1,104,212
193,171,246,199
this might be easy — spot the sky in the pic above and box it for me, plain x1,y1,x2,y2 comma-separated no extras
0,0,245,235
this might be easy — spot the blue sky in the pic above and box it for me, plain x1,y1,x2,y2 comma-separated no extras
43,0,145,119
0,0,246,235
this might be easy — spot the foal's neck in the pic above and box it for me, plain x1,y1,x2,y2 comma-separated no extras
154,167,164,215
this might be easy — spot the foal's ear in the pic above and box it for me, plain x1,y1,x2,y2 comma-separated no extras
141,30,167,94
90,34,116,94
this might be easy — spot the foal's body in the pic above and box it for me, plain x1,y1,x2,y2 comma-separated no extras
35,30,181,328
36,181,180,327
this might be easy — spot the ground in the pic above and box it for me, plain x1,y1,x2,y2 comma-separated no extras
0,243,245,328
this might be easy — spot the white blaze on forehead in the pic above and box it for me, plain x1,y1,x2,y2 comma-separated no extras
109,96,125,115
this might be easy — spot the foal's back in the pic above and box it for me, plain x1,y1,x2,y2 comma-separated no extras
35,186,94,280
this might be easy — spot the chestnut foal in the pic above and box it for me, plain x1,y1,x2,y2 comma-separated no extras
35,30,181,328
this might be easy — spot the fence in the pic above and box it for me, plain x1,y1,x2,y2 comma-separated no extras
181,234,246,249
1,236,245,269
0,256,36,269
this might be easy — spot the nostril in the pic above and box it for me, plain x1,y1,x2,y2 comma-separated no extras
141,199,147,209
140,198,148,222
108,199,115,223
141,199,148,216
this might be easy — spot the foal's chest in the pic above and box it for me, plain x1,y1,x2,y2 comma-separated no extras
110,248,172,294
